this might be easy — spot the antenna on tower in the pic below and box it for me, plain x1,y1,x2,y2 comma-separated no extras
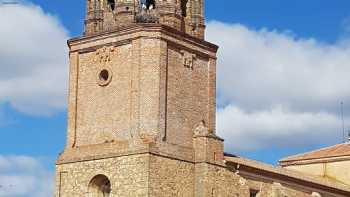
341,102,346,143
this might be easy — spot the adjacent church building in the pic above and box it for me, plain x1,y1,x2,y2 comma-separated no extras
55,0,350,196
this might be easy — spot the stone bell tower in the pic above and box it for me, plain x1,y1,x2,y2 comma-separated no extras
55,0,223,196
85,0,205,38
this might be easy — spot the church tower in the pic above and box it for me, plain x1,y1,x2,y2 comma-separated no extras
55,0,224,196
84,0,205,38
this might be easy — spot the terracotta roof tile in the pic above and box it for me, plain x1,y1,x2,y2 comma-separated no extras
280,143,350,163
225,156,350,193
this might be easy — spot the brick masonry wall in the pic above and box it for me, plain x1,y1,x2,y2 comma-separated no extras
56,25,219,196
62,25,218,159
165,46,212,148
76,44,134,146
56,24,350,197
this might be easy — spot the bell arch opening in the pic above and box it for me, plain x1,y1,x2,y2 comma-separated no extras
88,174,111,197
107,0,116,11
146,0,155,9
181,0,188,17
140,0,155,10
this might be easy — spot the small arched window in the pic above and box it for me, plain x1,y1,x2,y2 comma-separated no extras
88,174,111,197
107,0,116,11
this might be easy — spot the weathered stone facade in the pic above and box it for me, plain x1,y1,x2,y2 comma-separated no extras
56,154,149,196
55,0,350,196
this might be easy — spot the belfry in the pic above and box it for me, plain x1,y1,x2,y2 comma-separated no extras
55,1,350,197
84,0,205,38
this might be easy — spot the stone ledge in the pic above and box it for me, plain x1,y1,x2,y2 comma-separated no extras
57,142,196,165
68,23,218,54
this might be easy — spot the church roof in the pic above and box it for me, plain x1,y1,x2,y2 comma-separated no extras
279,143,350,166
225,155,350,195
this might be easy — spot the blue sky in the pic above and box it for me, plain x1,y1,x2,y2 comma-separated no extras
1,1,350,195
27,0,350,42
1,0,350,162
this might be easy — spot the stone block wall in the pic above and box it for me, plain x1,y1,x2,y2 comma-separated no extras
55,154,149,197
194,163,250,197
56,152,346,197
149,155,195,197
247,180,314,197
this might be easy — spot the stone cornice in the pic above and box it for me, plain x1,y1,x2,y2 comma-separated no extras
68,24,218,54
56,142,195,165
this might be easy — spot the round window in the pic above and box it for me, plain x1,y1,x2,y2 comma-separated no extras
97,68,112,86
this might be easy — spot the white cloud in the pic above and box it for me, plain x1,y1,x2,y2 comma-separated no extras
0,3,69,116
0,1,348,158
0,155,53,197
217,105,343,151
207,21,350,151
